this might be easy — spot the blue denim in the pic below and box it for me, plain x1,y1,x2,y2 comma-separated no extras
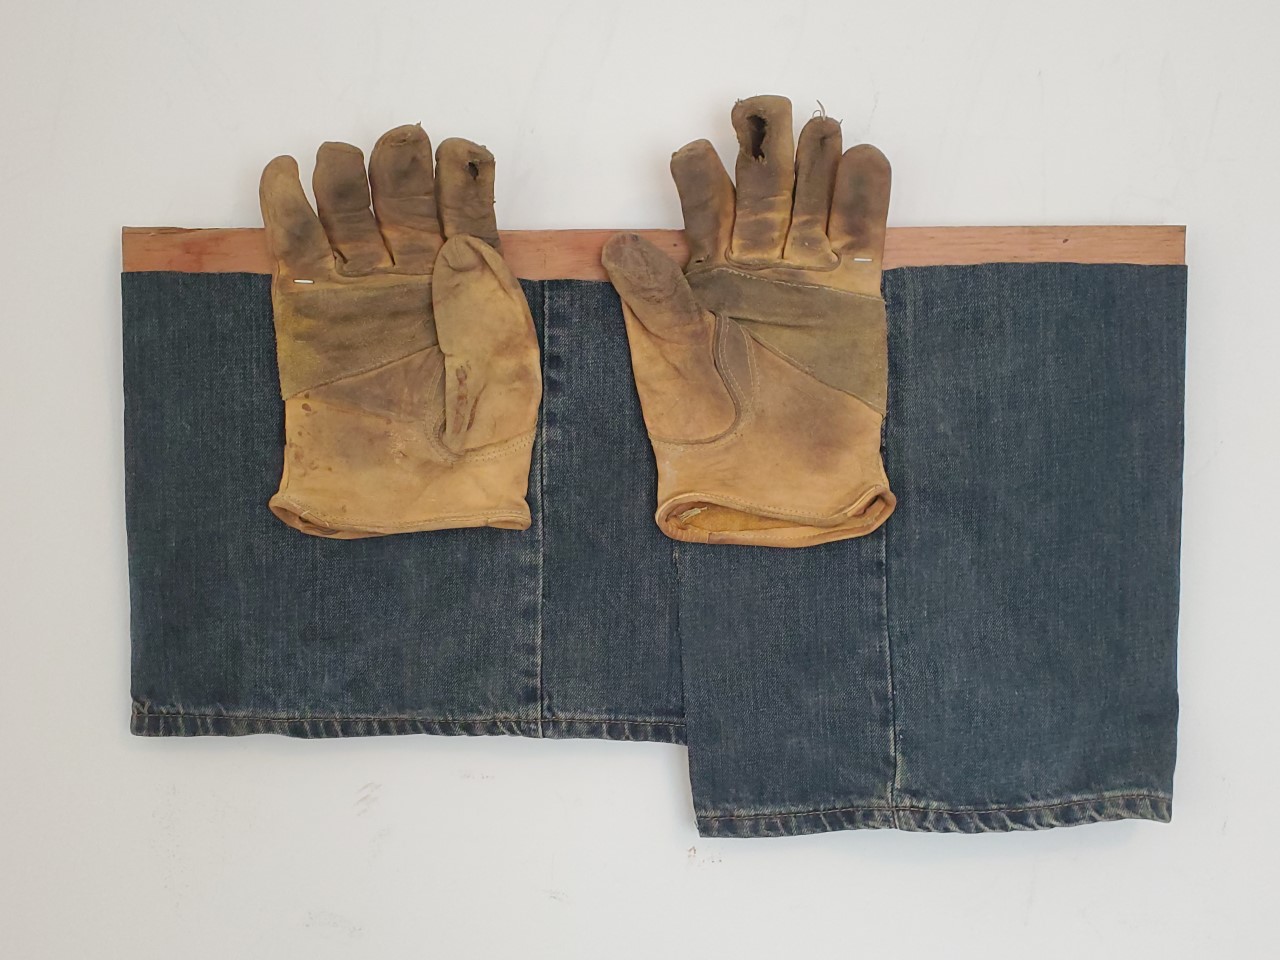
123,262,1185,836
683,264,1184,835
125,276,683,742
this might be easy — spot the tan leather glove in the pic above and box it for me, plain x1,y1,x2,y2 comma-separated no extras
602,95,895,548
259,125,540,538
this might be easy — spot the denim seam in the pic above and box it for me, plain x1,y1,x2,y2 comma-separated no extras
897,793,1173,813
535,280,549,739
673,540,687,751
880,473,902,829
699,792,1172,822
881,278,905,827
695,795,1172,836
132,704,686,727
702,804,889,820
132,714,688,745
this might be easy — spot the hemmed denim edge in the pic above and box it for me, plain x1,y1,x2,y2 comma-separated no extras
695,793,1172,837
130,702,686,744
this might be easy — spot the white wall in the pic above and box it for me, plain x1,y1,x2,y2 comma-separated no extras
1,1,1275,956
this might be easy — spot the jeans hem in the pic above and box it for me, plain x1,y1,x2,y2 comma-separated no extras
695,792,1172,837
130,703,686,743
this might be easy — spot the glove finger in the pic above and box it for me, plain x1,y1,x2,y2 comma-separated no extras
729,95,795,262
313,141,393,275
260,155,334,278
369,123,442,274
602,232,703,338
435,138,501,251
671,139,734,267
782,115,841,267
433,236,539,452
601,233,734,442
828,143,891,271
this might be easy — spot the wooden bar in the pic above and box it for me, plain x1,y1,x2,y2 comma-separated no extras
122,225,1185,278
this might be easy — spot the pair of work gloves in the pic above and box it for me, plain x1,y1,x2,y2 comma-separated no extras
260,96,895,548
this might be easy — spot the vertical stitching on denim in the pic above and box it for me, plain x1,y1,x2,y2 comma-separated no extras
673,539,694,813
534,280,549,738
880,524,900,826
672,540,685,721
881,275,903,826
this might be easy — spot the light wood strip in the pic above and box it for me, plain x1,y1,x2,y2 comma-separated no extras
122,225,1185,277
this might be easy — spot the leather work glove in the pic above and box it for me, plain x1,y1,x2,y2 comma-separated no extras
259,125,540,538
602,95,895,548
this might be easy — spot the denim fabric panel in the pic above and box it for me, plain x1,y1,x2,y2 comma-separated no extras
688,264,1184,837
537,280,684,737
880,263,1184,822
124,272,546,736
125,265,1184,837
678,535,896,833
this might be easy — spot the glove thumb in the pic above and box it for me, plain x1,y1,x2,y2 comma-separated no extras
601,233,736,442
433,235,541,453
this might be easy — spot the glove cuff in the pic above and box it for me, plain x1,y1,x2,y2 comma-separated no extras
655,485,895,548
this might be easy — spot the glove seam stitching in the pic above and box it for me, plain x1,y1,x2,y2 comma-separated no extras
282,342,435,400
691,264,884,304
737,331,888,415
644,314,752,446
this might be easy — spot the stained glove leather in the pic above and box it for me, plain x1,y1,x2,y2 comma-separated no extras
260,125,540,538
602,95,895,547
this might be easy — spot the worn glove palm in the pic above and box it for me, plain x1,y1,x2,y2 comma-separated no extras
259,125,540,538
602,95,895,547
